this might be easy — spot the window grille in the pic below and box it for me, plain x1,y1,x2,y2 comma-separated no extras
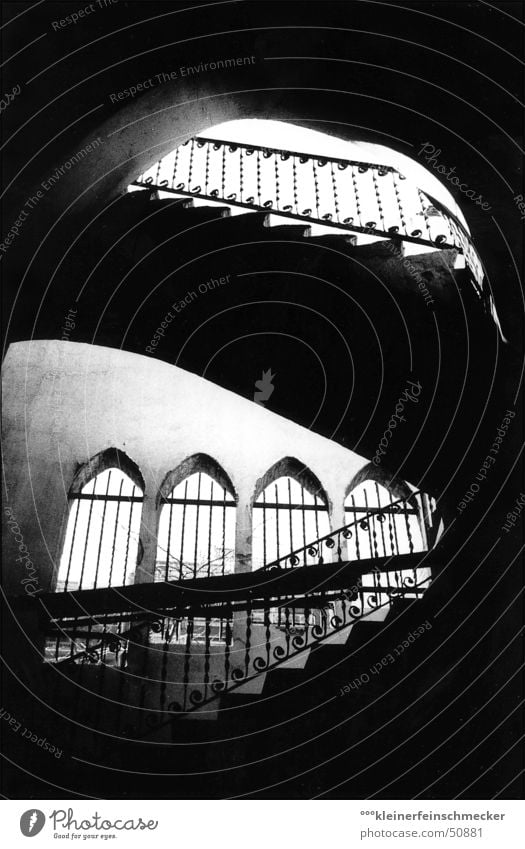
345,480,433,600
252,475,330,569
155,471,236,580
252,475,331,626
57,468,143,592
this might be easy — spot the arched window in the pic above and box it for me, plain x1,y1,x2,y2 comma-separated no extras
344,476,434,602
155,456,236,581
252,461,330,628
252,466,331,569
344,479,428,559
57,456,144,592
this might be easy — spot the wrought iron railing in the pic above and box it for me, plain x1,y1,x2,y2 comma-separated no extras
260,489,434,571
38,490,437,737
133,135,486,301
40,553,433,739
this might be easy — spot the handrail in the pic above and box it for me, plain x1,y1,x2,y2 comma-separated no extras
259,490,427,571
132,134,487,304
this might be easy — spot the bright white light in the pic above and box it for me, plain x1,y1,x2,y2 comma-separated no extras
252,475,330,568
206,119,469,229
57,468,143,591
345,480,431,600
155,472,236,579
130,118,468,253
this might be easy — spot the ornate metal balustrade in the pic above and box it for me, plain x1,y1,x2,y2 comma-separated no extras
132,135,486,303
37,490,437,737
41,552,433,739
260,489,436,570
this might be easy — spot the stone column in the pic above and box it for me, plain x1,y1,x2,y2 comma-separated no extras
234,488,253,573
232,487,253,664
134,485,159,584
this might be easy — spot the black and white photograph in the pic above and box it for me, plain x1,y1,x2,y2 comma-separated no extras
1,0,524,833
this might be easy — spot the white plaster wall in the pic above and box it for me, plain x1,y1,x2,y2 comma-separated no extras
2,340,369,595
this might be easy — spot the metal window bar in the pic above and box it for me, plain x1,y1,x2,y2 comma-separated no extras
193,472,202,573
78,478,97,590
63,498,80,592
159,474,236,580
62,472,143,592
254,478,330,625
108,478,124,587
121,485,140,586
178,479,189,580
261,489,432,571
93,469,112,587
207,477,213,577
222,487,227,576
164,487,175,582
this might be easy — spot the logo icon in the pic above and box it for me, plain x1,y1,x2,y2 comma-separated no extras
254,369,276,406
20,810,45,837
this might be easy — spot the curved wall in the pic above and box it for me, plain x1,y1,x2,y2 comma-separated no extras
2,340,372,595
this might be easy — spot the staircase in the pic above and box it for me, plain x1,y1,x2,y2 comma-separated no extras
5,488,439,798
35,594,434,799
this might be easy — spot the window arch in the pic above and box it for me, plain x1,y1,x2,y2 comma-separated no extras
155,454,236,581
344,477,427,559
57,450,144,592
344,472,435,602
252,458,331,569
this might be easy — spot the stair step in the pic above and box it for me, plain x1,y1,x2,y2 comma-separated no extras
303,643,353,681
363,604,390,622
345,619,390,656
141,204,231,227
146,197,194,211
385,597,420,621
262,224,312,239
322,624,355,645
262,667,305,698
306,233,358,248
112,189,190,216
221,211,271,229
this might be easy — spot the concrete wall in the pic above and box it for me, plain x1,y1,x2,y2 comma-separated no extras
2,339,373,596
